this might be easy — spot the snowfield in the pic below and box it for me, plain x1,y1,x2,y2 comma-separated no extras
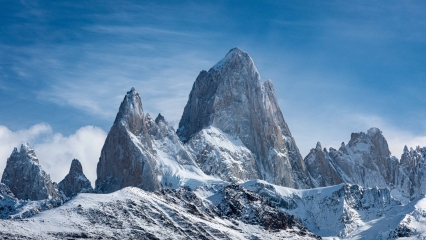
0,186,320,239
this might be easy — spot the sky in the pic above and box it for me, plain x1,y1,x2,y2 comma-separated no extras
1,0,426,185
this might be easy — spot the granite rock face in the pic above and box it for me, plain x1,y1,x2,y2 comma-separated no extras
1,144,61,201
95,88,161,193
304,142,343,188
58,159,93,198
177,48,311,188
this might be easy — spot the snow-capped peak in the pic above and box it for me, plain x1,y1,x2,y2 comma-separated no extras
367,127,381,137
212,47,258,74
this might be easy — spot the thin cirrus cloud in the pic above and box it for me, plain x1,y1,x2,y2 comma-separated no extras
0,123,107,186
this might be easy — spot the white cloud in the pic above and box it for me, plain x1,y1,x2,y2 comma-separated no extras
0,124,107,186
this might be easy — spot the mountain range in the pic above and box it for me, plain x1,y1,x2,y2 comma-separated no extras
1,48,425,239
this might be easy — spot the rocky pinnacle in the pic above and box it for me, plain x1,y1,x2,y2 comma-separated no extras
95,88,161,193
1,143,60,200
177,48,312,188
58,159,93,198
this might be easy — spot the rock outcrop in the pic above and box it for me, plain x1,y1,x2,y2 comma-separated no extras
58,159,93,198
304,127,426,199
394,146,426,198
1,144,61,201
177,47,312,188
304,142,343,188
95,88,161,193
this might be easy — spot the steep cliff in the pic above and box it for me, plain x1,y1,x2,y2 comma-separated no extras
178,48,311,188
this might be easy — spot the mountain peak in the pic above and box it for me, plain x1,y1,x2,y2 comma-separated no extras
316,142,322,150
1,144,60,200
70,159,83,174
367,127,382,137
18,143,39,164
212,47,256,72
114,87,146,135
155,113,166,125
225,47,245,57
59,159,93,198
177,47,311,188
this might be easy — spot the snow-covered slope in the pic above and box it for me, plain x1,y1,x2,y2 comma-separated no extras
241,180,422,239
185,126,257,183
145,113,222,189
387,197,426,239
0,186,320,239
0,183,63,219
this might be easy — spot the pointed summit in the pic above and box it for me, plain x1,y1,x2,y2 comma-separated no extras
155,113,166,125
212,47,258,76
177,48,311,188
69,159,83,173
403,145,409,154
58,159,93,198
114,87,147,135
96,88,160,193
316,142,322,150
1,144,60,200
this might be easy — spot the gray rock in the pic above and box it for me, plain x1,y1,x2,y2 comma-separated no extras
1,144,61,201
394,145,426,198
304,127,426,199
95,88,161,193
58,159,93,198
304,142,343,188
177,48,311,188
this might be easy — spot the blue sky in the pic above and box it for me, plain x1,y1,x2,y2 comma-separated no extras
1,0,426,183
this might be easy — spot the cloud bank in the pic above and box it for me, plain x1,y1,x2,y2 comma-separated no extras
0,124,107,186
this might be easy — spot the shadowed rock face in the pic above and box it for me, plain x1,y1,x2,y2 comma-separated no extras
1,144,60,201
177,48,311,188
95,88,161,193
58,159,93,198
304,142,343,188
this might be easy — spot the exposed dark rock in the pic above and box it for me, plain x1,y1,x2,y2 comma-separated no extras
95,88,161,193
177,47,312,188
1,144,61,201
58,159,93,198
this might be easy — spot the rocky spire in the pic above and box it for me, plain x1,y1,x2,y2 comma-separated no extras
304,142,342,188
315,142,322,151
177,47,312,188
1,143,60,201
95,88,161,193
155,113,166,125
58,159,93,198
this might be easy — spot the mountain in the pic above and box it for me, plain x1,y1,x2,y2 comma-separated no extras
95,87,220,193
0,185,320,239
1,143,61,201
2,47,426,239
95,88,162,193
395,146,426,198
242,180,425,239
58,159,93,199
304,127,426,199
177,48,311,188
